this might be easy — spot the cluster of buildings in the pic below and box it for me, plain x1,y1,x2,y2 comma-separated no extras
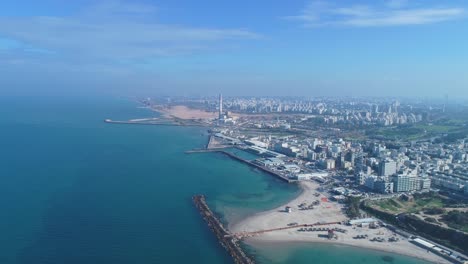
217,97,433,126
209,95,466,197
232,131,468,196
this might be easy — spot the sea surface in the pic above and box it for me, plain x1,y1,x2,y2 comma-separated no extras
0,96,430,264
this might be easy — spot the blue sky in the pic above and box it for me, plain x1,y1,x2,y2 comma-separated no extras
1,0,467,98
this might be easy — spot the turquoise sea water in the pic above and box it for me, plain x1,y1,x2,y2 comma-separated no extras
248,242,429,264
0,96,430,264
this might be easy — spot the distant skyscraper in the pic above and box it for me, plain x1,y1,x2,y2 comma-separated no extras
219,93,223,119
443,94,448,113
393,101,400,114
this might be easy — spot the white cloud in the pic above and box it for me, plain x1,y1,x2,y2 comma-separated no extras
0,1,259,66
285,1,465,27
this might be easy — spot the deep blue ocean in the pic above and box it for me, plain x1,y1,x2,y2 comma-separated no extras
0,96,430,264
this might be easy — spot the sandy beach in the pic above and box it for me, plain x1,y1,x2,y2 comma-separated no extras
231,181,450,264
153,105,218,120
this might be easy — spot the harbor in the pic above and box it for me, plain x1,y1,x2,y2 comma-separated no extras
216,150,295,183
184,133,296,183
185,148,295,183
103,105,468,264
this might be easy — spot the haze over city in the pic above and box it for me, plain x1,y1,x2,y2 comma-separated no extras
2,1,468,264
1,0,468,98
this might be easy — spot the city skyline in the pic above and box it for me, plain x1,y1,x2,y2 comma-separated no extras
1,0,468,98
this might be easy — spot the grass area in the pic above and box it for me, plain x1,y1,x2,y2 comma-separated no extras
373,199,402,212
369,121,463,141
441,119,467,125
369,193,446,214
413,195,445,212
413,124,457,133
370,126,425,140
369,193,468,233
442,211,468,233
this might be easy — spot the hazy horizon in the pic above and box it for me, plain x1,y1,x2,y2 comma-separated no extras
1,0,468,98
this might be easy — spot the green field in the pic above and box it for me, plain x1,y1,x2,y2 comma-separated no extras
413,124,457,133
442,211,468,233
369,122,463,141
369,193,445,214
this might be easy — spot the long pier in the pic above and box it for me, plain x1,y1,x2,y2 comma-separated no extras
185,149,294,183
104,119,206,127
218,151,295,183
206,135,215,149
233,221,342,239
193,195,255,264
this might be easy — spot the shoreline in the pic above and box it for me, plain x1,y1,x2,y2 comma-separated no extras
150,105,217,120
140,102,455,264
226,184,305,231
226,184,304,231
230,181,450,264
245,239,441,264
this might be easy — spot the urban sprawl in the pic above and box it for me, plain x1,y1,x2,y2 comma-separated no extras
130,95,468,263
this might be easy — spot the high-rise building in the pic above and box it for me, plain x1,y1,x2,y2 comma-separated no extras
374,179,394,194
345,151,356,166
218,93,223,119
365,175,377,190
354,152,366,174
337,153,345,169
392,175,411,192
326,159,336,170
355,172,367,185
393,100,400,114
392,175,419,192
379,160,397,176
419,177,431,191
371,104,379,115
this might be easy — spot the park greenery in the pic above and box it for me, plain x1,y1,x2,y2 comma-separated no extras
345,196,361,219
442,211,468,233
367,192,468,234
366,117,468,141
368,192,446,214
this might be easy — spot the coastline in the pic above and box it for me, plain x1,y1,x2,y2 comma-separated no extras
226,184,305,231
230,181,450,264
245,240,440,264
142,102,457,264
150,105,217,120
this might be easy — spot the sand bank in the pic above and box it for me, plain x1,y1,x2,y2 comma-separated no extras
154,105,217,120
